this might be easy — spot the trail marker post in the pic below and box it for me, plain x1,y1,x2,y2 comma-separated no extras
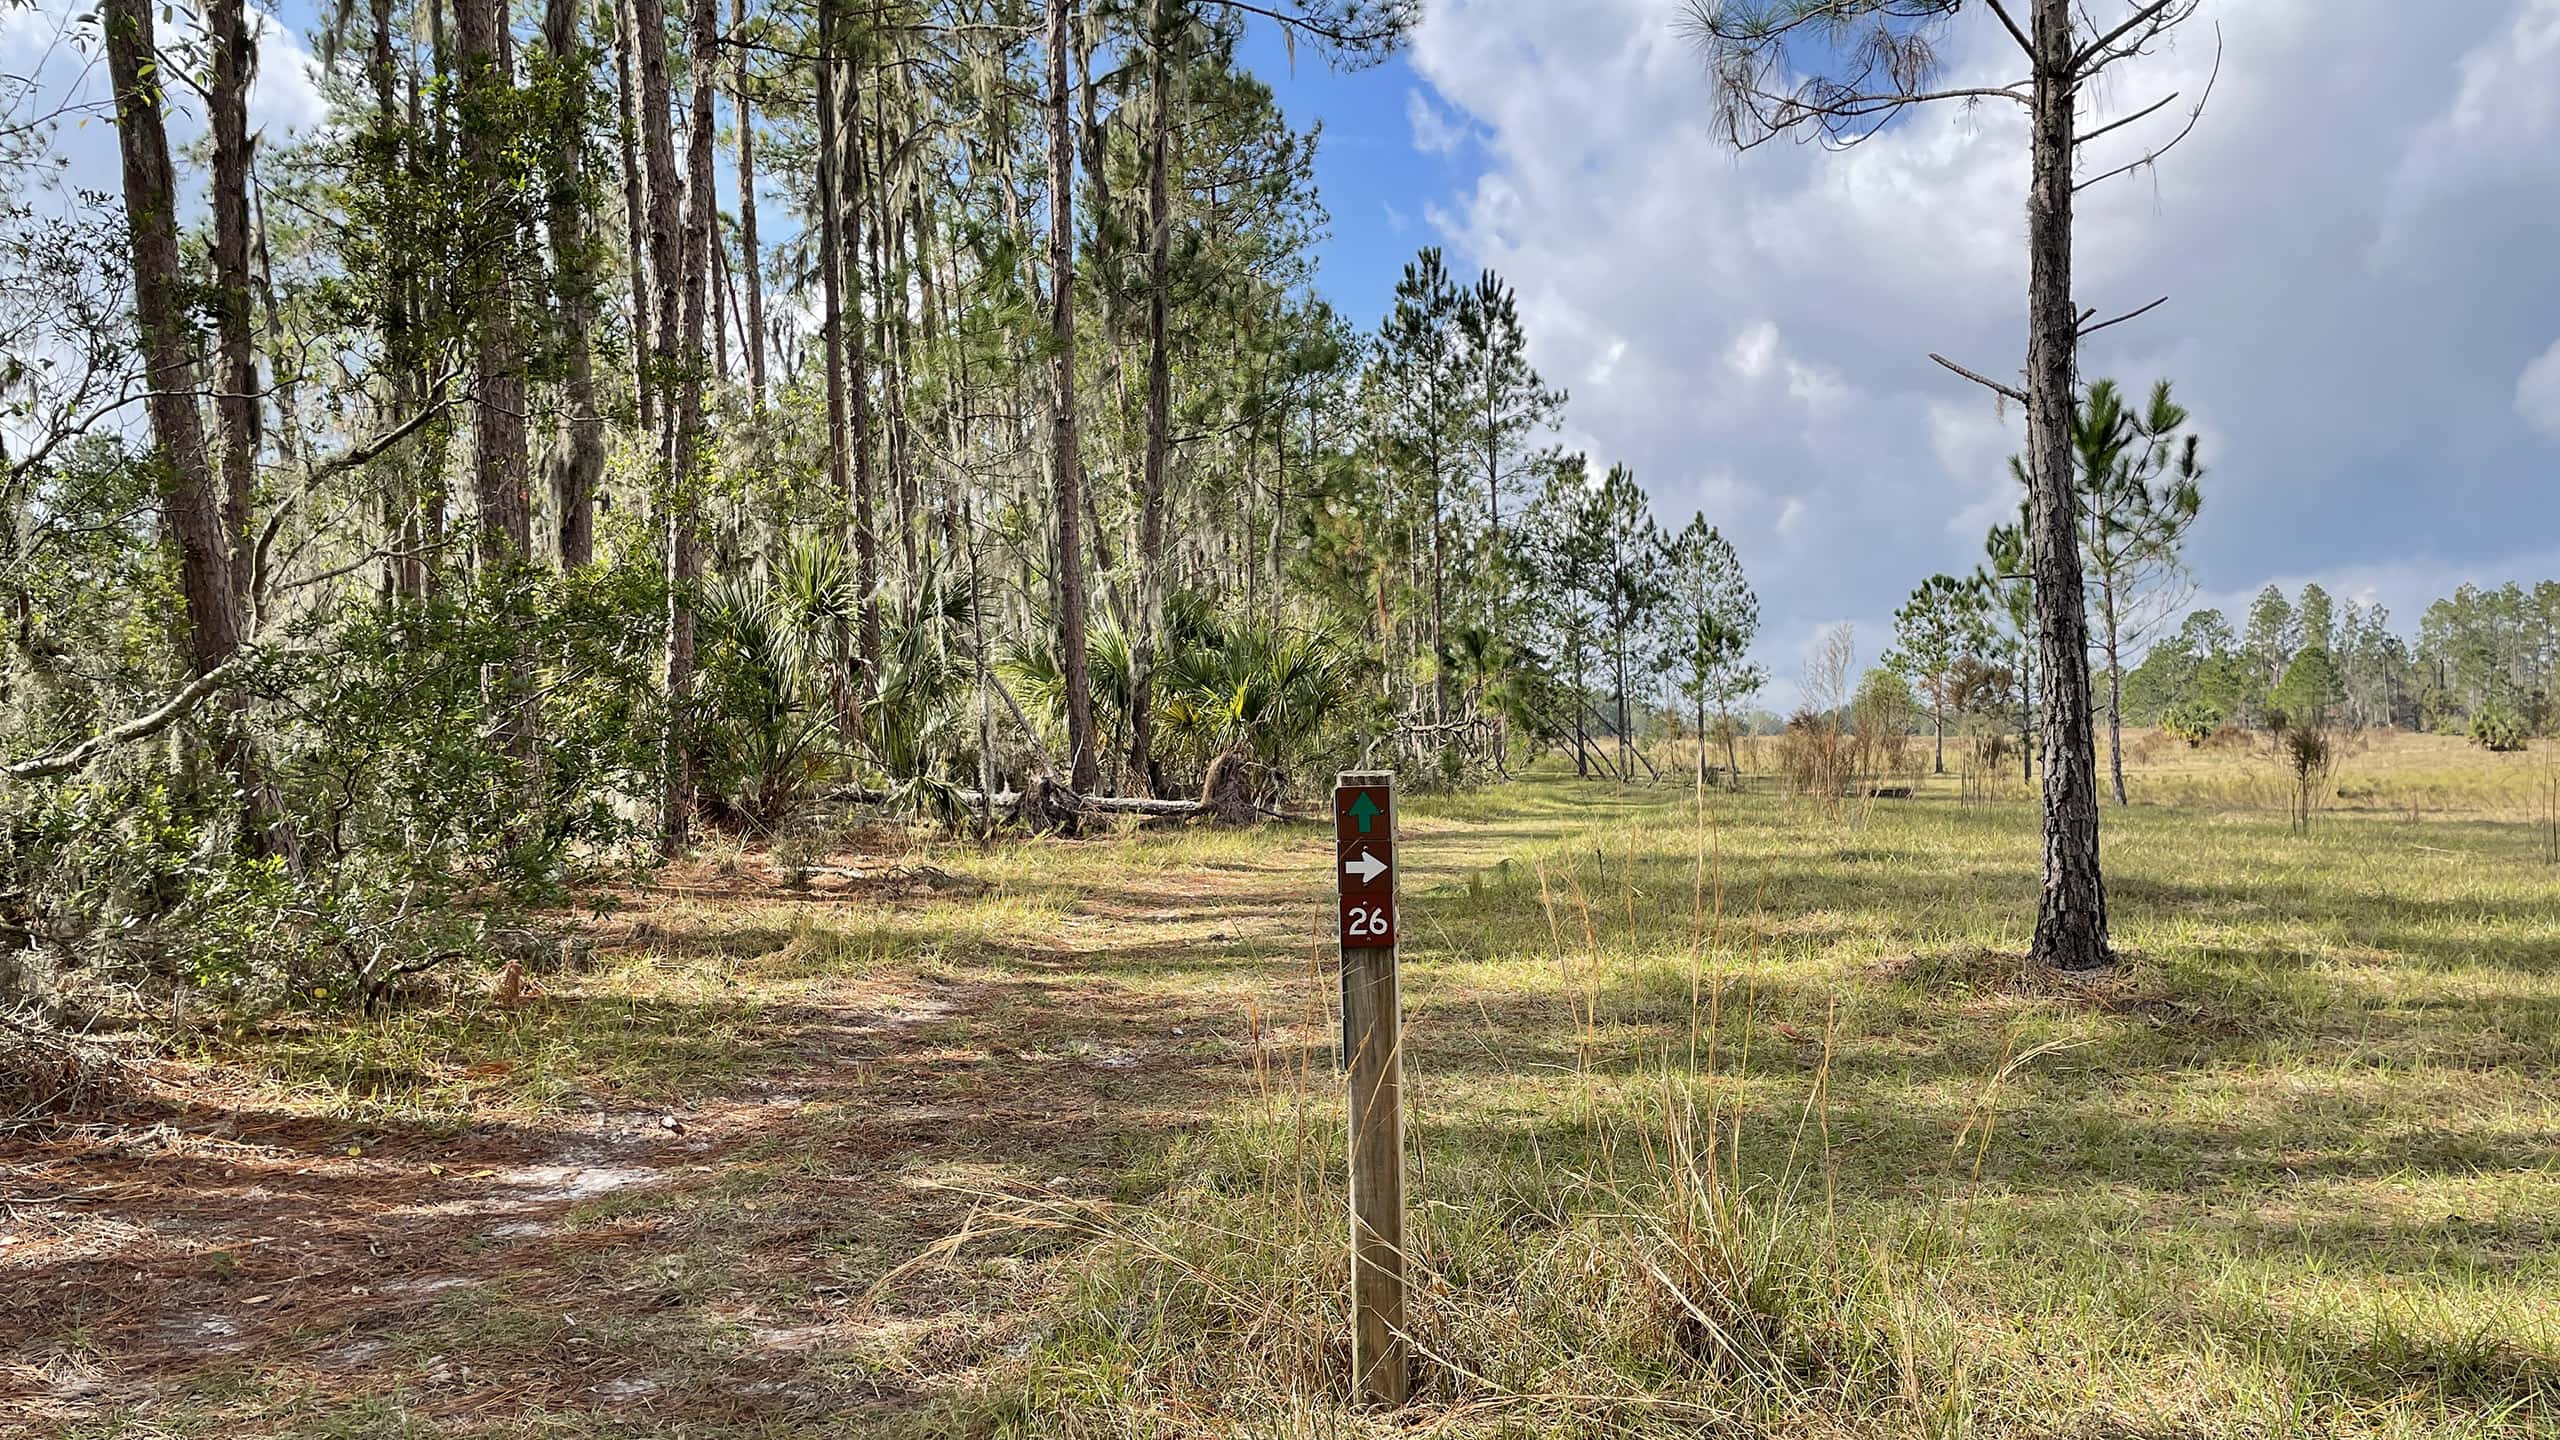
1334,770,1406,1408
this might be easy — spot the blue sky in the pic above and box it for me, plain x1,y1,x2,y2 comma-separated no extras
1231,26,1434,332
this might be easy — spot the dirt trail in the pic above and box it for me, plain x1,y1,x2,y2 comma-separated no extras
0,834,1339,1435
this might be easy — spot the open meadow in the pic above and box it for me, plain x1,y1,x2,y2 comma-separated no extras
17,0,2560,1433
6,730,2556,1438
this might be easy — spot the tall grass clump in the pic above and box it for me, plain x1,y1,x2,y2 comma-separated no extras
2540,759,2559,866
944,806,1969,1437
2283,723,2339,834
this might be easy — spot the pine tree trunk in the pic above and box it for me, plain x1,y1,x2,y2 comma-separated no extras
815,0,851,604
871,86,918,595
2025,0,2109,970
2104,573,2128,806
711,215,732,383
369,0,427,600
1614,637,1630,779
417,8,450,593
208,0,257,615
657,0,719,854
1124,5,1173,797
251,191,302,473
545,0,603,569
1045,0,1099,792
633,0,688,851
633,0,681,462
1572,641,1588,778
732,0,767,409
105,0,278,857
613,0,655,440
1428,459,1446,725
839,28,881,686
457,0,530,567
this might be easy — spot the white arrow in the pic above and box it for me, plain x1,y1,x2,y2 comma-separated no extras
1343,850,1388,885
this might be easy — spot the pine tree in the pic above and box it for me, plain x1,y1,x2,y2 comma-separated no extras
1377,248,1464,722
1689,0,2209,969
1660,515,1763,785
2014,377,2205,804
1454,268,1562,575
1889,573,1997,777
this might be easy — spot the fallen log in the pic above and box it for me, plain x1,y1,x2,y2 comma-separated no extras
825,782,1204,818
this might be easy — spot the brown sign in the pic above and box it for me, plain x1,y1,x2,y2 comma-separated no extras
1334,778,1396,948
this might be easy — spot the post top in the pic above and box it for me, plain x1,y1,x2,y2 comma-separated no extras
1337,769,1394,785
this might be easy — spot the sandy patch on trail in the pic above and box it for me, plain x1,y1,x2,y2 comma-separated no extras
0,1065,829,1425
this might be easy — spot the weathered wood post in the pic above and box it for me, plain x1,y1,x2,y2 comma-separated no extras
1334,769,1405,1407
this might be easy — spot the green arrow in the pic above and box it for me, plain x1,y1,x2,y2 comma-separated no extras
1348,792,1381,834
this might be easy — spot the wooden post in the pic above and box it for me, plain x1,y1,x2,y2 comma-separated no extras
1335,770,1406,1408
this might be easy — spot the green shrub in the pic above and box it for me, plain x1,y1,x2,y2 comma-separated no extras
2163,701,2221,748
2469,705,2530,753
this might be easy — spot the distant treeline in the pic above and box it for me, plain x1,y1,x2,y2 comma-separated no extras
2126,581,2560,735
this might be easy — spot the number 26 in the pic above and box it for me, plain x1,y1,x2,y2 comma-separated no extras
1346,905,1389,938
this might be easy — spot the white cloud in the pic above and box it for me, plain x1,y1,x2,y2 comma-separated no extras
1405,0,2560,694
1405,87,1467,157
1725,321,1778,381
247,10,331,137
3,0,329,217
2380,0,2560,260
1930,399,2023,538
1585,337,1627,386
2519,339,2560,442
1783,357,1851,420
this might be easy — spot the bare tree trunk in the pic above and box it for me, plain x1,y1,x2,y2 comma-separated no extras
815,0,850,544
457,0,530,567
1571,640,1587,777
545,0,603,569
368,0,427,600
1124,2,1174,796
2103,572,2128,805
1428,450,1446,725
250,189,302,472
1614,636,1631,778
613,0,655,440
732,0,767,410
111,0,236,661
105,0,278,857
968,498,995,830
416,7,451,593
1045,0,1098,792
2026,0,2108,970
208,0,257,616
660,0,719,853
873,90,917,597
838,20,881,686
711,212,732,384
634,0,681,463
632,0,688,850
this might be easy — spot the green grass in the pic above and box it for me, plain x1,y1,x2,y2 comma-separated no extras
956,759,2560,1438
27,738,2560,1439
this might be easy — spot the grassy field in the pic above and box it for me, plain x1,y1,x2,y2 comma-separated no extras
5,731,2556,1437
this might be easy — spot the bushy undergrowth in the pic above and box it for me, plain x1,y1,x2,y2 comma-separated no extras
2469,704,2530,753
1,560,662,1020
